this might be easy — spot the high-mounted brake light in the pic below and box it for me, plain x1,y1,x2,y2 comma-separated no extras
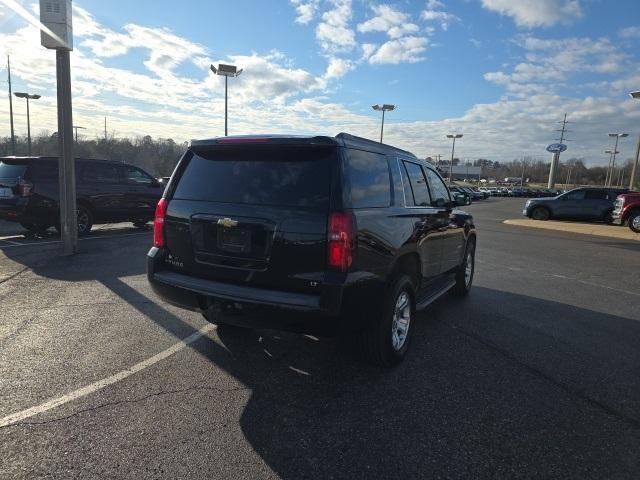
327,212,355,272
216,137,269,144
17,178,33,197
153,198,169,248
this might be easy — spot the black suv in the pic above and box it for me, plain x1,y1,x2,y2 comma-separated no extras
0,157,164,235
147,134,477,366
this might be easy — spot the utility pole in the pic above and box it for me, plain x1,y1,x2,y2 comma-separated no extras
104,116,107,142
606,133,628,187
7,56,16,155
548,113,569,188
41,0,77,255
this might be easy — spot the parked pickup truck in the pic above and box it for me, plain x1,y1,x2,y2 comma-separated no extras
612,192,640,233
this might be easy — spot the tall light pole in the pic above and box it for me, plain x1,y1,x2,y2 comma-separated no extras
210,64,243,136
7,56,16,155
14,92,41,156
446,134,463,183
606,133,628,187
604,150,617,186
629,91,640,190
372,104,395,143
73,125,85,145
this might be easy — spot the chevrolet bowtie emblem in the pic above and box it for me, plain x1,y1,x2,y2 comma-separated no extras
217,218,239,228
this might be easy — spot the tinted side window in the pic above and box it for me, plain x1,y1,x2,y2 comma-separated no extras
389,156,405,206
565,190,585,200
124,166,153,185
30,161,58,181
425,168,451,207
81,163,119,183
344,149,390,208
402,161,430,207
584,190,607,200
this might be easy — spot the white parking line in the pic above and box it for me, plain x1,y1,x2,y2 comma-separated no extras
0,323,216,428
0,231,149,248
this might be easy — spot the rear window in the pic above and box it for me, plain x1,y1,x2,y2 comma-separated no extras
0,161,28,179
173,147,334,207
343,149,391,208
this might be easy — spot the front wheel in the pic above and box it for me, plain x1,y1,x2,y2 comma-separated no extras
359,275,414,367
628,210,640,233
531,206,550,221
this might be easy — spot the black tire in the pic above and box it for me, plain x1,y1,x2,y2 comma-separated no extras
531,206,550,221
359,274,414,367
76,205,94,236
19,222,50,233
628,210,640,233
452,238,475,296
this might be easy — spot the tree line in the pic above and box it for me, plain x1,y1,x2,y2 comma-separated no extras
434,156,637,187
0,132,186,177
2,133,637,188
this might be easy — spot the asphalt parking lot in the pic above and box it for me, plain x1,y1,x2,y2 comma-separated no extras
1,198,639,479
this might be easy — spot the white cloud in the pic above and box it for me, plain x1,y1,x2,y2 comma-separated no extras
619,26,640,39
368,36,429,65
420,0,460,31
484,36,626,95
290,0,320,24
315,0,356,53
323,57,354,79
480,0,582,28
357,5,420,39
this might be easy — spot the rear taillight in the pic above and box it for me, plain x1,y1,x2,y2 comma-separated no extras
327,212,355,272
18,178,33,197
153,198,169,248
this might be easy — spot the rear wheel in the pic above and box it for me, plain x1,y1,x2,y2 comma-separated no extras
55,205,94,236
531,206,550,221
76,205,94,236
359,274,414,367
20,222,50,233
452,238,475,296
628,210,640,233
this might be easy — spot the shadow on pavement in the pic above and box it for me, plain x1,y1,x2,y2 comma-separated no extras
2,237,640,478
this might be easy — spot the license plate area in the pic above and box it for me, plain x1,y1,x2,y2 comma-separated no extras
190,214,275,270
218,226,251,253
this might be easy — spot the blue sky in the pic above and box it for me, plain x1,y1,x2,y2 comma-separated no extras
1,0,639,164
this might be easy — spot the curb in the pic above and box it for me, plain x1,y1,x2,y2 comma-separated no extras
503,219,640,242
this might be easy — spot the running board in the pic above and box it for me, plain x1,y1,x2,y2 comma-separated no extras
415,280,456,311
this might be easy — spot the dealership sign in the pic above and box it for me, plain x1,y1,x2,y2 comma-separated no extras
546,143,567,153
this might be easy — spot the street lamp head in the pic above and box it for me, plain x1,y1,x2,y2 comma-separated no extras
630,91,640,99
211,63,243,77
447,134,463,139
14,92,40,100
372,104,396,111
609,133,629,138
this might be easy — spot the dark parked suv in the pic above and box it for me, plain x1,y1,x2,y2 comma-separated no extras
147,134,477,366
523,187,630,222
0,156,164,234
